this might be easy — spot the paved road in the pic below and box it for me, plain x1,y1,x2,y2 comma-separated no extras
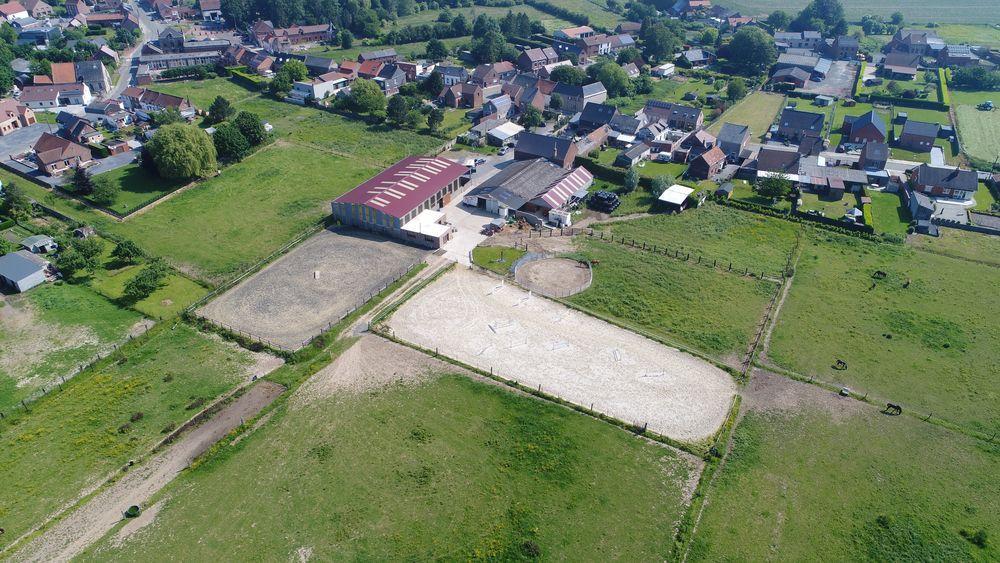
108,0,165,99
438,151,515,264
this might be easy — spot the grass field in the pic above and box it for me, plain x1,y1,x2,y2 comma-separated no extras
908,228,1000,267
714,0,996,23
471,246,525,275
866,190,911,236
569,238,776,360
0,283,142,412
82,373,697,560
973,183,996,211
87,264,205,319
797,191,857,219
386,5,572,32
936,23,1000,47
767,230,1000,435
90,164,187,215
596,203,801,275
0,324,261,551
305,35,471,61
955,105,1000,164
707,92,786,140
731,180,793,211
611,77,718,115
689,393,1000,560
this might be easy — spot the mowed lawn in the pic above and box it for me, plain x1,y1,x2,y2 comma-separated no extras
688,395,1000,561
707,92,786,140
569,238,776,362
597,203,802,276
104,144,378,283
82,374,697,561
90,164,188,215
908,228,1000,267
0,283,142,412
955,104,1000,164
0,324,259,551
936,23,1000,47
866,190,911,236
714,0,995,23
767,230,1000,434
387,5,572,32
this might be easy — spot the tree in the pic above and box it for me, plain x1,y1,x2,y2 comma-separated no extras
56,247,91,277
151,107,183,126
548,65,587,86
886,80,901,94
650,175,673,195
592,61,633,97
146,124,218,180
890,11,904,25
519,105,544,130
348,78,387,116
281,59,308,82
623,167,640,193
549,93,563,111
0,66,14,97
221,0,251,28
426,38,448,60
387,94,409,125
616,46,641,65
756,175,792,199
71,166,95,195
232,111,267,146
700,28,718,46
340,30,353,49
471,29,505,63
74,236,103,263
727,77,747,100
405,109,425,129
0,237,15,255
427,107,444,133
91,177,120,206
213,122,250,162
791,0,846,34
767,10,791,29
643,22,683,63
122,258,169,303
728,27,778,75
207,95,234,124
111,239,145,265
421,70,444,96
635,75,653,94
1,181,32,221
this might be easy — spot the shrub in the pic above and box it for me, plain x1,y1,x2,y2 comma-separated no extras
130,411,144,423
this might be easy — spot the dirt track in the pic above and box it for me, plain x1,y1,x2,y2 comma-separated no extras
11,381,286,562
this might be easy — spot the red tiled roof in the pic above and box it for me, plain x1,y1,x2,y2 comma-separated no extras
50,62,76,84
0,1,26,16
335,156,467,219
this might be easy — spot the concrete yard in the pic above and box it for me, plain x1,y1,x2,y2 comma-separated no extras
388,268,737,443
200,228,426,350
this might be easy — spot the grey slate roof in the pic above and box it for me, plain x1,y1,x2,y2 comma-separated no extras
912,164,977,192
778,108,824,134
718,122,750,146
515,132,574,161
849,110,887,138
578,102,618,127
901,119,940,139
860,141,889,163
466,158,569,210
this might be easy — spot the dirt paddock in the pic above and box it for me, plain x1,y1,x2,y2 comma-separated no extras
514,257,592,297
388,268,736,443
199,228,426,350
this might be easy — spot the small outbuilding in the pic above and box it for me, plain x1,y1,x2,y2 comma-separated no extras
658,184,695,211
0,250,48,293
21,234,57,253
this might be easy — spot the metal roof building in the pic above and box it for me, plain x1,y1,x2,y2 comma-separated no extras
0,250,47,293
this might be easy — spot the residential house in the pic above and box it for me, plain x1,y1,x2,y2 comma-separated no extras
74,61,111,96
440,82,483,109
32,132,92,175
303,55,338,76
680,48,714,67
843,110,887,144
858,141,889,170
0,98,35,135
773,30,823,51
888,28,944,56
688,145,726,179
21,0,52,18
65,0,87,16
775,107,824,142
56,111,103,144
471,62,516,87
538,60,572,79
622,62,640,78
881,50,921,79
395,60,433,82
771,67,810,88
357,48,398,64
615,21,641,35
15,19,60,47
200,0,221,21
0,250,49,293
252,20,334,51
50,62,76,84
576,102,618,134
897,119,940,152
554,26,595,41
121,86,195,120
437,65,468,86
938,45,979,67
481,94,513,120
514,132,577,168
19,83,92,108
717,122,750,162
575,34,614,62
671,0,711,18
464,158,593,224
551,82,607,113
614,142,651,167
826,35,859,60
158,26,186,52
82,11,126,28
752,146,800,173
909,163,977,201
288,72,349,104
374,63,406,96
0,1,28,21
639,100,704,131
358,59,387,80
517,47,559,72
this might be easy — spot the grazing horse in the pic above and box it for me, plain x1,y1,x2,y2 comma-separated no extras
884,403,902,415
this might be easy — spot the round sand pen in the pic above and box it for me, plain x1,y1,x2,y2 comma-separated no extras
513,256,592,298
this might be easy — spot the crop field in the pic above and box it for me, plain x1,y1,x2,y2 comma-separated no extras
714,0,996,23
386,5,572,32
766,230,1000,435
955,105,1000,164
83,337,700,561
908,228,1000,267
688,373,1000,561
200,229,426,350
594,203,802,276
707,92,786,140
0,324,274,551
389,268,737,444
90,165,187,216
568,238,776,362
0,283,143,412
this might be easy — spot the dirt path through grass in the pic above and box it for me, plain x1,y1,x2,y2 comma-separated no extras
11,380,286,562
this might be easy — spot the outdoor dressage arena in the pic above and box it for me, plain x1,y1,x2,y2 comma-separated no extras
513,256,592,298
199,228,426,350
388,268,736,443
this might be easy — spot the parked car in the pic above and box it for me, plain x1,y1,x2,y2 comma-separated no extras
498,146,509,156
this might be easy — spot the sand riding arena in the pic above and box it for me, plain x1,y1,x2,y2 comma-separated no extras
513,255,592,298
387,268,736,443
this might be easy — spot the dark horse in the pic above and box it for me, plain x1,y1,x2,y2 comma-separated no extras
884,403,902,415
